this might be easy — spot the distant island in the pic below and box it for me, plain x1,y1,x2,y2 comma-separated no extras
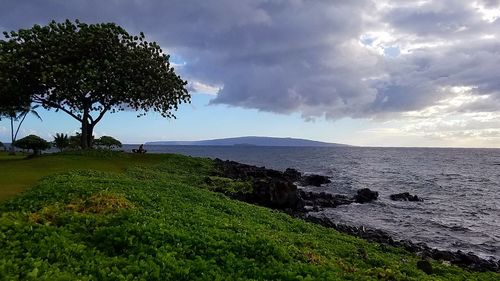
146,136,349,147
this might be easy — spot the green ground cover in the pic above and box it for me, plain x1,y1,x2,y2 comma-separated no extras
0,151,163,201
0,153,498,280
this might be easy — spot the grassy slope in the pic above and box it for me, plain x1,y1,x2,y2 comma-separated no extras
0,153,498,280
0,151,164,201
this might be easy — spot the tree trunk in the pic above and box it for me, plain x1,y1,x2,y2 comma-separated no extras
80,120,95,149
80,105,92,149
81,120,89,149
87,124,94,148
9,117,15,155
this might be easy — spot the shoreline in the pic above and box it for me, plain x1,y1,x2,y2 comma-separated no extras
212,158,500,272
1,151,499,279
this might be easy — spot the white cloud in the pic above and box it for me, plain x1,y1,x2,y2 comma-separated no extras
3,1,500,146
188,81,222,96
473,1,500,22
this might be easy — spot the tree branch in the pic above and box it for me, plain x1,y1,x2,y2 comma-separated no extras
32,97,82,122
92,106,109,126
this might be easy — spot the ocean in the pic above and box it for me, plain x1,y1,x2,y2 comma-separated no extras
124,145,500,260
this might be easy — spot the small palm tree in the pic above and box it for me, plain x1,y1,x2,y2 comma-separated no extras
3,105,43,154
53,133,69,152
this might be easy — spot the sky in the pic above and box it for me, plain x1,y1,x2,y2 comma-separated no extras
1,0,500,147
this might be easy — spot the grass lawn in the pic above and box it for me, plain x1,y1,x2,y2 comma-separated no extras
0,151,164,201
0,152,498,280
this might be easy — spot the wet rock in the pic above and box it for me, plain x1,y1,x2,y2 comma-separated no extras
355,188,379,203
213,158,500,273
299,190,354,209
251,178,302,209
305,215,500,273
390,192,423,202
214,159,303,210
417,260,433,274
300,174,331,186
283,168,302,182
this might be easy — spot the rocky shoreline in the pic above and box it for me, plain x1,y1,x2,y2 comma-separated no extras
211,158,500,273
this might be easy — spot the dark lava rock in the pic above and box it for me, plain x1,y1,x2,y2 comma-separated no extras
304,216,396,245
214,159,339,211
300,174,331,186
390,192,423,202
213,158,500,273
417,260,433,274
355,188,379,203
251,178,302,209
305,215,500,273
450,251,500,272
214,159,303,210
283,168,302,182
299,190,354,209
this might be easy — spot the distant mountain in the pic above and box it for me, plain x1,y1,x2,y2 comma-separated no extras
146,136,349,147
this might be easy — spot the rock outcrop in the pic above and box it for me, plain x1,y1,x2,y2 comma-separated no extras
213,159,302,210
299,174,331,186
212,158,499,273
355,188,379,203
305,215,499,272
299,190,354,209
390,192,423,202
213,159,377,211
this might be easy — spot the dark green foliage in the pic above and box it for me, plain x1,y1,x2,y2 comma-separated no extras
1,20,190,148
0,154,498,280
0,141,4,150
0,41,38,116
0,105,43,155
203,176,253,194
68,133,84,149
52,133,69,152
95,136,122,150
13,135,51,155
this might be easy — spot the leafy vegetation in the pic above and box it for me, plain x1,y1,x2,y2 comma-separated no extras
13,135,51,155
68,133,85,149
0,20,190,148
0,105,43,154
52,133,69,152
203,176,253,194
0,153,498,280
95,136,122,150
0,151,164,201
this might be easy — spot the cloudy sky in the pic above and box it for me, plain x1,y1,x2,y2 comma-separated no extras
2,0,500,147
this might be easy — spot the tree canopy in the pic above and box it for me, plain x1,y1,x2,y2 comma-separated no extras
53,133,69,152
0,20,190,148
14,134,51,155
95,136,122,150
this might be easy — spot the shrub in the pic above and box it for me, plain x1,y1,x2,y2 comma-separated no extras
67,133,95,149
53,133,69,152
95,136,122,150
13,135,51,155
68,134,82,149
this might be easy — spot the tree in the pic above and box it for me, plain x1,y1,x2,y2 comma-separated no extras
95,136,122,150
0,20,190,149
0,141,4,151
68,134,83,149
53,133,69,152
14,134,51,155
0,33,43,154
0,105,42,154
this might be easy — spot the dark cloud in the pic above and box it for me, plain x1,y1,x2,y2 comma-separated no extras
1,0,500,120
